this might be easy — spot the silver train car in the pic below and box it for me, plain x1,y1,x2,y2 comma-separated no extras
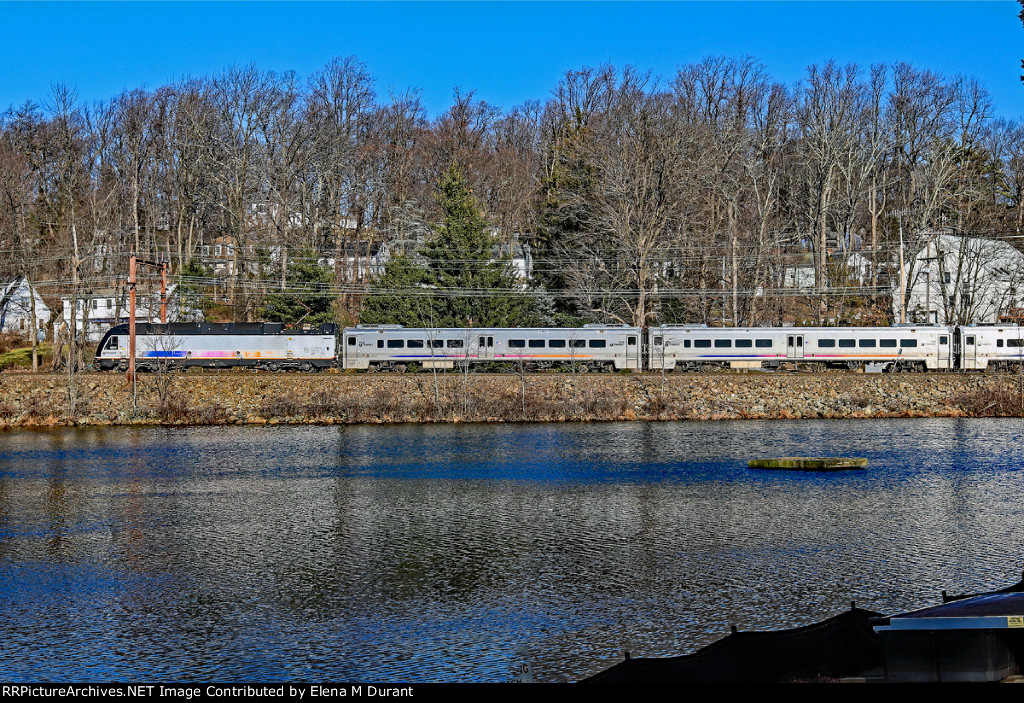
340,324,643,371
647,324,956,372
958,325,1024,371
95,322,338,371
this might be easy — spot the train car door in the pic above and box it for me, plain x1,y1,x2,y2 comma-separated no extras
477,335,494,360
786,334,805,359
937,332,951,369
963,332,978,370
626,333,640,369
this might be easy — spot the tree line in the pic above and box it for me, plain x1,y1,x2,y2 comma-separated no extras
1,55,1023,332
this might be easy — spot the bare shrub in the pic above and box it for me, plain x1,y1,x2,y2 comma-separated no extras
260,393,304,419
955,387,1024,417
192,403,229,424
23,393,54,419
303,388,347,418
158,389,192,422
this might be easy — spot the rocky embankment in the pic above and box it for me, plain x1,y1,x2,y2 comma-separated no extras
0,370,1021,427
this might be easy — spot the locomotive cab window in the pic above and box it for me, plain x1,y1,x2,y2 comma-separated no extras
588,339,606,348
818,339,836,348
652,337,663,346
104,336,119,350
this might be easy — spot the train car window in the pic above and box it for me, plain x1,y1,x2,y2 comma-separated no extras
735,339,752,348
818,339,836,348
1009,339,1024,348
446,339,464,348
628,336,637,345
589,339,607,348
998,339,1005,348
900,339,918,348
386,340,404,349
714,339,732,348
858,339,877,348
838,339,855,348
347,337,356,346
569,339,585,348
509,339,526,348
377,340,384,349
528,339,545,348
755,339,772,348
429,339,444,348
966,336,976,345
652,337,663,346
939,336,948,345
684,340,692,348
880,339,897,348
549,339,566,348
407,340,424,349
694,340,712,348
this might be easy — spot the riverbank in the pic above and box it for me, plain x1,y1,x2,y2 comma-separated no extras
1,371,1021,426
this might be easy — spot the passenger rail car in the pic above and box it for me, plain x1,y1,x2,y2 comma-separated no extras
958,325,1024,371
648,324,955,372
341,324,643,371
95,322,338,371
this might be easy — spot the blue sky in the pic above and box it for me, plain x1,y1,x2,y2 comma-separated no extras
2,1,1023,117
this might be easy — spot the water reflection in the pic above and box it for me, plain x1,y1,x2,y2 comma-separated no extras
0,419,1022,681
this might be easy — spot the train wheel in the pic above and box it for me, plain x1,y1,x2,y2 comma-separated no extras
299,362,313,372
268,362,281,373
395,364,407,373
117,360,129,372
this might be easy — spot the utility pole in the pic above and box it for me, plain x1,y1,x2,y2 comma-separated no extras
892,209,911,324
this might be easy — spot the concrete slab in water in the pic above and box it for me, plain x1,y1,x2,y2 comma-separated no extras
748,457,868,471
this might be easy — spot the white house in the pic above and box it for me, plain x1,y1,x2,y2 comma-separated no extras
0,277,51,339
61,284,203,342
899,233,1024,324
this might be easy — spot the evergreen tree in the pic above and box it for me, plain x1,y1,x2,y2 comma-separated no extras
261,255,335,325
360,164,545,327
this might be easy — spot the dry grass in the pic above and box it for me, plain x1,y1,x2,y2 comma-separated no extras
955,387,1024,417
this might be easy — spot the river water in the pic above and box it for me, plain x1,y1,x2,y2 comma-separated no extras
1,419,1023,682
